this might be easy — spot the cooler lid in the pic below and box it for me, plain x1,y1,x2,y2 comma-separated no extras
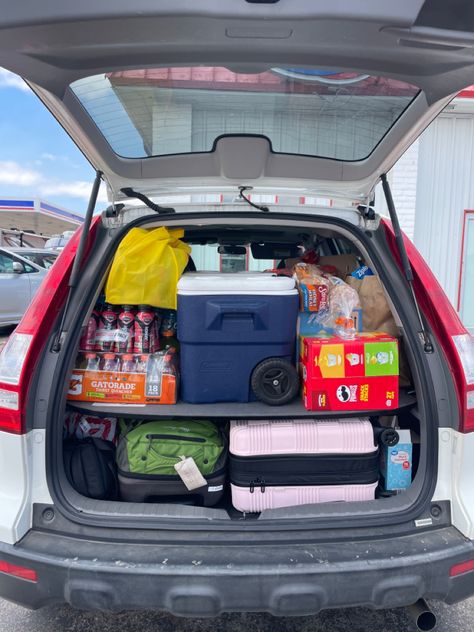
177,272,297,296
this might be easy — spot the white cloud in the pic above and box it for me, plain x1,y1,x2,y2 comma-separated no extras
0,160,41,186
40,152,57,162
0,159,108,203
0,68,30,92
39,180,108,203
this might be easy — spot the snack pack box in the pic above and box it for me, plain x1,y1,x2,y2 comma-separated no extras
302,333,399,411
303,375,398,411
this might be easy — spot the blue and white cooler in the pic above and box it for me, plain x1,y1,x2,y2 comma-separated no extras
177,273,299,404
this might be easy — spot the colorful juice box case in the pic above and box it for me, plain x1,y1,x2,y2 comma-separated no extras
302,333,399,411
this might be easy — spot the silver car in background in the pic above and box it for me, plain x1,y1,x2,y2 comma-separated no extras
0,247,54,325
8,248,58,270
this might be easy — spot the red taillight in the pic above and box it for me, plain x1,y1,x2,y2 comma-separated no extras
383,220,474,432
0,560,37,582
450,559,474,577
0,216,101,434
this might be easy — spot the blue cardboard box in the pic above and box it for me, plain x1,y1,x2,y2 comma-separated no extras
381,429,412,490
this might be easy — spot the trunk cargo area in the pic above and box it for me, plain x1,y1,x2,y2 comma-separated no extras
53,212,431,527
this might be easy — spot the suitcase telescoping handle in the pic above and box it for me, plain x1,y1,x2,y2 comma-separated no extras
205,299,269,331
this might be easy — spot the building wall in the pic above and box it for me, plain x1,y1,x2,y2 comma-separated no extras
390,140,419,240
414,113,474,306
373,140,419,240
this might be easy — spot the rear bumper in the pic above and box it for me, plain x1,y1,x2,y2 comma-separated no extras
1,526,474,615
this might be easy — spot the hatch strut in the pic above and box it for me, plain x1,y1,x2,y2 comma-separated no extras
120,187,175,215
380,173,433,353
52,170,103,353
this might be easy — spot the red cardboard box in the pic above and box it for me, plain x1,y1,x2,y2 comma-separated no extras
302,333,399,411
303,375,399,411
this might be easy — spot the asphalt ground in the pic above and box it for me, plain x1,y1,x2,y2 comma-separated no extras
0,327,473,630
0,598,474,632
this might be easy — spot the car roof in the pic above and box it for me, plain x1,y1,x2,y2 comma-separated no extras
8,248,58,254
1,1,474,202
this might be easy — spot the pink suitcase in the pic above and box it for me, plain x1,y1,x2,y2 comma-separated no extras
229,419,379,512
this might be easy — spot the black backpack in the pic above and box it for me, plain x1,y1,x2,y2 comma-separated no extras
63,438,119,500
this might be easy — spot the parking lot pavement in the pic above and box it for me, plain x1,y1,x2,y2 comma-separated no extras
0,598,473,632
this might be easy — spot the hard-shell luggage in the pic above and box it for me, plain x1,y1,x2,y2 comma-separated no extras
177,273,299,404
116,419,227,506
229,419,378,512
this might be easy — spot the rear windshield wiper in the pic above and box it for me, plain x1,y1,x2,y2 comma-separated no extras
120,187,175,215
238,186,269,212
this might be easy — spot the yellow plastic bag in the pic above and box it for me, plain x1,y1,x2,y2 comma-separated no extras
105,226,191,309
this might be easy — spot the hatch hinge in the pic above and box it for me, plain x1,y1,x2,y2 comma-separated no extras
105,203,125,218
380,173,433,354
357,204,376,221
51,170,103,353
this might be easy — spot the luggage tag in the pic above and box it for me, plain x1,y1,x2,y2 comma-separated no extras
174,455,207,490
78,417,92,436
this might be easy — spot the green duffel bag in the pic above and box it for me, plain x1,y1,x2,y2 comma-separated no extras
116,420,227,506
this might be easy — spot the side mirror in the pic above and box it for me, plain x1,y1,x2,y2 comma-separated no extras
12,261,25,274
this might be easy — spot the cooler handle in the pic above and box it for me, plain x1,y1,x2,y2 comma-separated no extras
205,299,268,330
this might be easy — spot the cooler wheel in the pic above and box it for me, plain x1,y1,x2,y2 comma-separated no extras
251,358,299,406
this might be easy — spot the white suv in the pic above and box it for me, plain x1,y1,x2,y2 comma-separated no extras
0,3,473,630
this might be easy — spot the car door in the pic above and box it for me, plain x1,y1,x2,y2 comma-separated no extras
0,251,33,325
26,261,45,298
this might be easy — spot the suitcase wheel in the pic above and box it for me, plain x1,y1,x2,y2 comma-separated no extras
251,358,299,406
379,428,399,447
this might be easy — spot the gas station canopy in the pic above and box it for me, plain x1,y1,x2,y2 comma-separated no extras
0,198,83,236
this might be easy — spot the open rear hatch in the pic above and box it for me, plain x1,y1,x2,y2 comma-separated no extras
1,1,474,201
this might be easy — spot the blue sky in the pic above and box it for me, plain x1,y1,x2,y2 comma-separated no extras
0,68,108,216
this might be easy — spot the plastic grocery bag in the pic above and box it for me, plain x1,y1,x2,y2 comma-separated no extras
345,275,398,337
324,275,361,338
345,274,412,386
293,262,360,338
293,262,329,312
105,227,191,309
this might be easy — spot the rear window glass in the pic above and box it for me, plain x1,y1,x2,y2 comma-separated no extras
70,66,419,162
190,244,274,273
